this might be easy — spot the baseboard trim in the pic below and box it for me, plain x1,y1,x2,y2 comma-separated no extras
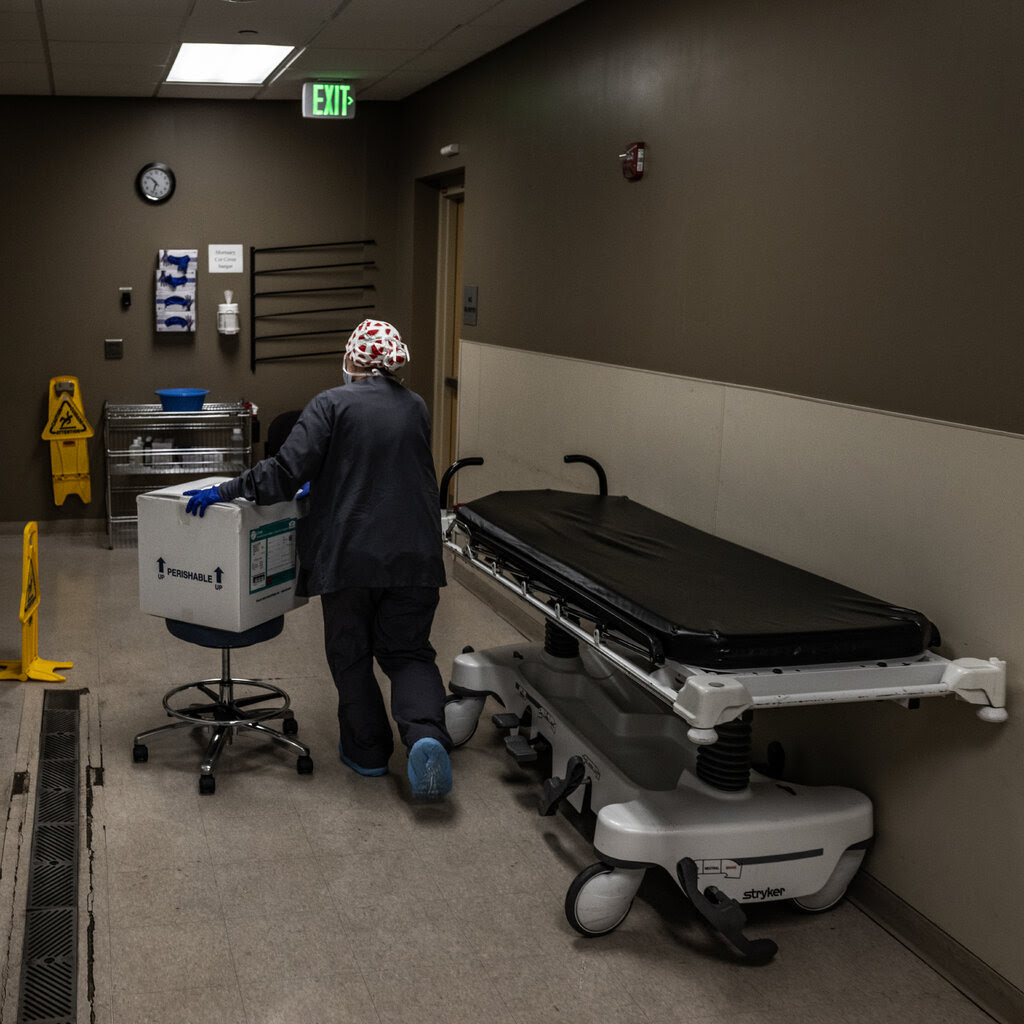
0,518,105,536
849,873,1022,1024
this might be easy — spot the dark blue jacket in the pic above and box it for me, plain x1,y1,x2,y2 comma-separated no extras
218,375,445,595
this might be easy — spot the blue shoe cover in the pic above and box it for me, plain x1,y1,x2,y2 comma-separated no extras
338,741,388,777
407,738,452,800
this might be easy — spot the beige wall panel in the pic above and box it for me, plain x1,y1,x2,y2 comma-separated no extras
455,342,725,530
714,388,1024,983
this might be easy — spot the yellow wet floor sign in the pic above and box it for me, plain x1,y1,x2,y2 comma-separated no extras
0,522,73,682
41,375,93,505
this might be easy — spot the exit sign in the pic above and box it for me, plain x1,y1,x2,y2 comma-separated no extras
302,81,356,119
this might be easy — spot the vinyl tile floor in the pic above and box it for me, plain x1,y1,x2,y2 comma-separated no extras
0,528,999,1024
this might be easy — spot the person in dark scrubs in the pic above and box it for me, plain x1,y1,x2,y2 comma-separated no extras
183,319,453,800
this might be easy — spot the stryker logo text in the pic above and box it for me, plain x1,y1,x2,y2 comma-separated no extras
743,886,786,901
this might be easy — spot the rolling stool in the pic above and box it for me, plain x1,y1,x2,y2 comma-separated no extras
132,616,314,794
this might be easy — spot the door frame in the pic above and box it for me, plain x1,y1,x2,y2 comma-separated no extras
432,185,465,485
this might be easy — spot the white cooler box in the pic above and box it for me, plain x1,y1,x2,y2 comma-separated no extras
137,477,307,633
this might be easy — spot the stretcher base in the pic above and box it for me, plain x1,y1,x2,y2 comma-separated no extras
448,642,873,961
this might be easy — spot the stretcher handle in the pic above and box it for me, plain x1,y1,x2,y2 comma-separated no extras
564,454,607,496
439,456,484,508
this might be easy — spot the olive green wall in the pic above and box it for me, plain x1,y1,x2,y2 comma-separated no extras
1,96,403,526
396,0,1022,433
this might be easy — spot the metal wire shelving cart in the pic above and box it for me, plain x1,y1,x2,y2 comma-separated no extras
103,402,253,548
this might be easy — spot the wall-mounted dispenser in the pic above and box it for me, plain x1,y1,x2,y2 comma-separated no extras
218,290,240,335
619,141,646,181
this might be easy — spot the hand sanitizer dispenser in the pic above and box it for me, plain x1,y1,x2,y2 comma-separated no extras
217,290,240,335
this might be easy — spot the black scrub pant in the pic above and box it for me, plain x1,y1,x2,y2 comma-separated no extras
320,586,452,771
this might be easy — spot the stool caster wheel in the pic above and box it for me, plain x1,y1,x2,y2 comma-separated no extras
283,716,299,735
297,755,314,775
199,774,216,795
132,744,148,763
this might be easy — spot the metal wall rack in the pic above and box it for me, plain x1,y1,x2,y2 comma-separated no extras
103,402,253,548
249,239,376,371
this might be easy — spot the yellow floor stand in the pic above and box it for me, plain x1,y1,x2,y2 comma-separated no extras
42,375,93,506
0,522,73,682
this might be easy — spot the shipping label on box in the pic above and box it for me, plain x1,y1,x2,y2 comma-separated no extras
137,477,307,633
248,518,297,593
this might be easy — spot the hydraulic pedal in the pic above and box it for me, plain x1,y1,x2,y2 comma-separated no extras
539,754,587,816
492,707,537,762
676,857,777,964
504,733,537,763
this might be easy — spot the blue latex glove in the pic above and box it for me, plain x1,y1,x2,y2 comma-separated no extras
296,481,310,499
183,485,222,518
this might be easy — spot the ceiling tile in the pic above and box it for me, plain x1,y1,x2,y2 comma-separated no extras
44,16,185,44
52,62,165,95
0,40,44,62
4,0,592,99
0,11,41,41
472,0,585,31
182,0,340,46
356,70,442,101
287,46,421,78
0,62,50,93
158,81,260,100
41,0,191,18
48,40,175,65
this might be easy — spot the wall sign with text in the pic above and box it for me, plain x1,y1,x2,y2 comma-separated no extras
302,82,356,119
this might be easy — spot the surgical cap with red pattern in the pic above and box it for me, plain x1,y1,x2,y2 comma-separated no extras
345,319,409,371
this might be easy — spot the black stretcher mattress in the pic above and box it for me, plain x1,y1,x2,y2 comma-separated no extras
456,490,937,670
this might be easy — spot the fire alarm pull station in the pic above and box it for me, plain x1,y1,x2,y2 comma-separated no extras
619,142,646,181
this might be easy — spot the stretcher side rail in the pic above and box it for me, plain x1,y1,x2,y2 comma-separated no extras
445,518,1008,744
446,520,677,699
449,517,667,667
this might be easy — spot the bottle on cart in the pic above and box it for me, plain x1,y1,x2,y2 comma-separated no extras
230,427,243,467
129,436,144,464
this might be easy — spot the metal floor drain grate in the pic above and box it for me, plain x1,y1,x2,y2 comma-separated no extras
17,689,80,1024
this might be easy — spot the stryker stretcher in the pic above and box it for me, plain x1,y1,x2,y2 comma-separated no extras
440,457,1007,963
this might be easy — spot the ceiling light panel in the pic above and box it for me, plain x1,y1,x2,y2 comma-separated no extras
166,42,294,84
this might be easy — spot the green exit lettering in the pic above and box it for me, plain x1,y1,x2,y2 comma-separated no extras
302,81,356,119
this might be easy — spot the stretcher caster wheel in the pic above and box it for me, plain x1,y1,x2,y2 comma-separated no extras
790,848,865,913
444,694,485,747
199,774,215,795
565,863,645,937
132,743,148,763
282,715,298,735
297,755,314,774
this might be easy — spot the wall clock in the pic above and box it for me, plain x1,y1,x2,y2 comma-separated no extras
135,162,176,204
